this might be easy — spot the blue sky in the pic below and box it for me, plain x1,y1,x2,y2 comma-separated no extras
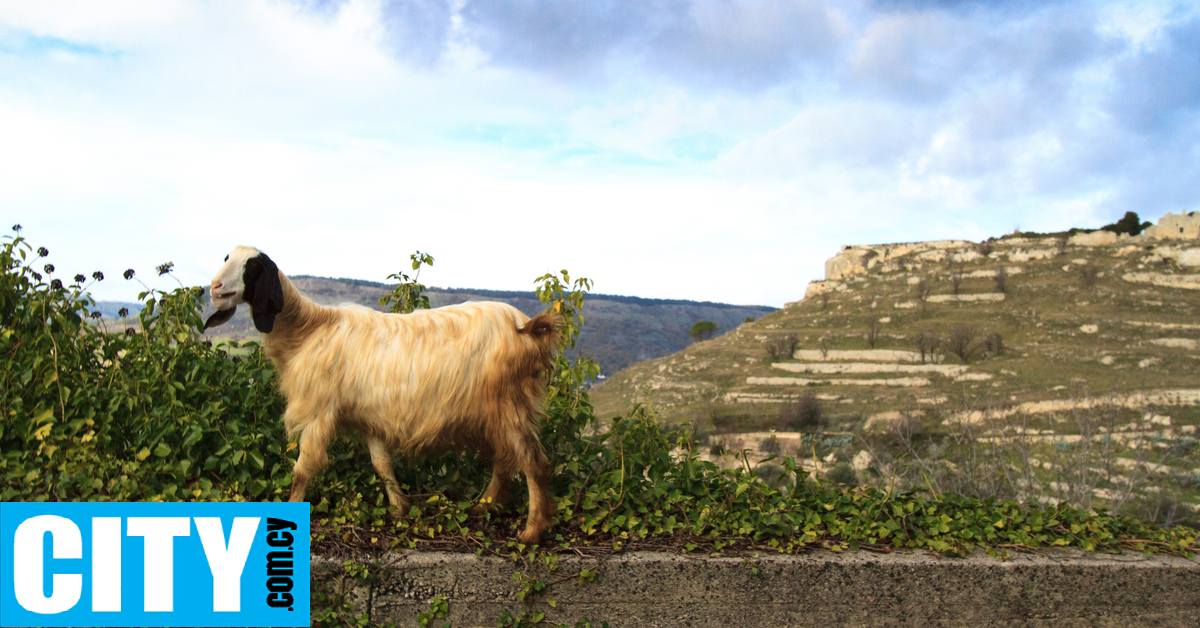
2,0,1198,307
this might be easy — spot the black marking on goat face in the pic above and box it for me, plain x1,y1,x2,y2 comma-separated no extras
244,253,284,333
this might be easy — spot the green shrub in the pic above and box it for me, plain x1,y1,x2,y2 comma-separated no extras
0,229,290,503
827,462,858,487
1101,211,1152,236
689,320,718,342
3,227,1196,561
780,393,823,431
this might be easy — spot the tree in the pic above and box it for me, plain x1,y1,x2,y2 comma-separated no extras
865,316,882,348
982,332,1005,357
689,320,718,342
1055,232,1070,254
1101,211,1152,236
912,330,940,364
765,333,799,360
914,278,932,303
993,266,1008,295
913,278,933,316
945,324,981,364
780,392,823,431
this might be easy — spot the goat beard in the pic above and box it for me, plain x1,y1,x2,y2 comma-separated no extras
203,306,237,331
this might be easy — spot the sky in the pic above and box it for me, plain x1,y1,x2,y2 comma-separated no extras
2,0,1199,307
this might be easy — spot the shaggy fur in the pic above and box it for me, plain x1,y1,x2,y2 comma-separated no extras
206,246,561,543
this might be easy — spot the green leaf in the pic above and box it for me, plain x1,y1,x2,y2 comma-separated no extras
181,426,203,448
31,407,54,425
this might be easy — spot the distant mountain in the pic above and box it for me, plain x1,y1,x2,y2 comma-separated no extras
103,276,774,376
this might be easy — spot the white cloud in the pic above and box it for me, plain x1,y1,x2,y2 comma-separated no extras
2,0,1198,308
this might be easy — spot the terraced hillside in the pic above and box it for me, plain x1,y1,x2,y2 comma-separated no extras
590,220,1200,523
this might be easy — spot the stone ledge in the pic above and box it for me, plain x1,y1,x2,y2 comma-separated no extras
313,549,1200,627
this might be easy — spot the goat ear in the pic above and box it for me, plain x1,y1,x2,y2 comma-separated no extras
244,253,284,333
202,306,237,331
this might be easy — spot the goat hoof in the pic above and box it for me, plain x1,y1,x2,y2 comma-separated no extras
470,498,503,516
517,528,544,544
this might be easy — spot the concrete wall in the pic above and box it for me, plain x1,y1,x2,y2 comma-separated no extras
313,550,1199,627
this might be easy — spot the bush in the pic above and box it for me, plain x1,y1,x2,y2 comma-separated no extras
759,437,782,454
0,231,290,503
993,266,1009,294
1080,265,1099,288
689,320,718,342
914,279,931,302
944,324,980,365
827,462,857,487
981,332,1005,357
888,411,927,449
780,393,823,431
754,464,785,488
864,316,882,349
765,333,799,361
1101,211,1152,236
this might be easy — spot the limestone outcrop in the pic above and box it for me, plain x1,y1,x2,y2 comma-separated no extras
1069,230,1120,246
813,212,1198,285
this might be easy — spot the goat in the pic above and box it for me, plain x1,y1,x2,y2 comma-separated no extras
204,246,561,543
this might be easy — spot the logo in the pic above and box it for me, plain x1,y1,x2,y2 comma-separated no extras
0,502,309,627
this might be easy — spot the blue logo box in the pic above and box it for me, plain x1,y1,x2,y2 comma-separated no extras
0,502,309,627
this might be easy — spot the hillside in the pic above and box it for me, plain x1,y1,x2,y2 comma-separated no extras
588,214,1200,523
161,277,774,376
593,218,1200,422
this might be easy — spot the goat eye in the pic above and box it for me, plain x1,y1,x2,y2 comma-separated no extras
224,255,229,262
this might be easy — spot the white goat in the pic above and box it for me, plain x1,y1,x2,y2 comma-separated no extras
205,246,561,543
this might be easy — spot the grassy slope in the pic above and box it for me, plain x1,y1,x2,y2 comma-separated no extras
590,234,1200,431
